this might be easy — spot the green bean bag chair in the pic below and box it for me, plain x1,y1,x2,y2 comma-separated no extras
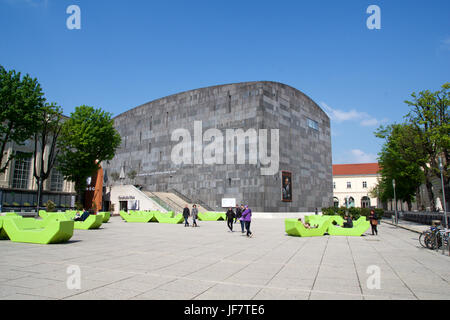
327,219,370,236
1,216,74,244
154,212,184,224
285,219,331,237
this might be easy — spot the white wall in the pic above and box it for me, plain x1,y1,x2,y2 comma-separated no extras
109,185,167,214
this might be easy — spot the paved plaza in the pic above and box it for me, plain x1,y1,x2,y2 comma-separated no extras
0,216,449,300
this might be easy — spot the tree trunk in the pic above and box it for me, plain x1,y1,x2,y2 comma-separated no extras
425,179,436,211
35,178,42,213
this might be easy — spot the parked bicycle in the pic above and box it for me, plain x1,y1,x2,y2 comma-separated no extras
419,226,449,251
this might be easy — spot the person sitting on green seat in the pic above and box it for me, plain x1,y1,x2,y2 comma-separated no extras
343,215,353,228
74,209,90,222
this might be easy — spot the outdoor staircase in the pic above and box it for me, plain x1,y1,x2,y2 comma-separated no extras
142,190,209,214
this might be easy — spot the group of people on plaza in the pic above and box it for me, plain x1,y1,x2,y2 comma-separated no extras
182,204,254,238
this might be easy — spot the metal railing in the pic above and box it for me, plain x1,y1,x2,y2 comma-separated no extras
169,188,214,212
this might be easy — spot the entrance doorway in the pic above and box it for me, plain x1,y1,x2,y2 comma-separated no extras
361,196,371,208
119,201,128,212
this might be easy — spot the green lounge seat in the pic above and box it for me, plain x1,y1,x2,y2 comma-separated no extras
154,212,184,224
120,211,155,223
97,212,111,223
285,219,331,237
39,211,49,219
305,215,344,226
198,212,225,221
44,212,103,230
1,216,74,244
74,215,103,230
327,219,370,236
5,212,19,217
0,218,8,240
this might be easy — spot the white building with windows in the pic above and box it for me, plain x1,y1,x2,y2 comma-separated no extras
332,163,381,209
0,140,76,212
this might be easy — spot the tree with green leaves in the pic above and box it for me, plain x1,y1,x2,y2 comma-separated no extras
33,103,64,211
56,106,121,205
375,124,425,211
405,83,449,211
0,66,45,173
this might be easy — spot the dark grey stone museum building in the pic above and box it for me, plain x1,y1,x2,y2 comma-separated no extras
103,81,332,212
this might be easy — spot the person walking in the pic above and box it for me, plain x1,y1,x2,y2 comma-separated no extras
183,205,190,227
369,209,378,235
226,207,235,232
241,205,253,238
239,204,246,233
234,205,241,224
191,204,199,227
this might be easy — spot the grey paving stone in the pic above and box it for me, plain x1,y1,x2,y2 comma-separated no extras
0,217,449,300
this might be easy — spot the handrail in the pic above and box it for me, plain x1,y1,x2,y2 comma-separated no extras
169,188,214,211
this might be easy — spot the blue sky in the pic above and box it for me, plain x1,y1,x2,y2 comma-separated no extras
1,0,449,164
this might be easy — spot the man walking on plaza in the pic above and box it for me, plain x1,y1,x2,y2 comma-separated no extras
226,207,235,232
183,205,190,227
191,204,198,227
241,205,253,238
235,205,241,224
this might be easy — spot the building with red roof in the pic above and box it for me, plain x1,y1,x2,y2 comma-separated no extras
332,163,381,208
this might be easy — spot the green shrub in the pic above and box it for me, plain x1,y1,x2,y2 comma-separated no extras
45,200,56,212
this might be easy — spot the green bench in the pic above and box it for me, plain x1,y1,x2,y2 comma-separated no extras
305,215,344,226
97,212,111,223
198,212,226,221
285,219,331,237
0,216,74,244
326,217,370,236
154,212,184,224
120,211,156,223
41,212,103,230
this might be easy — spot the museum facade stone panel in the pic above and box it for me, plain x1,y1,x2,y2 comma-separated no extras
103,81,332,212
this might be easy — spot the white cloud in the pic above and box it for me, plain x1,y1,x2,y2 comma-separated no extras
321,102,387,127
350,149,378,163
440,37,450,51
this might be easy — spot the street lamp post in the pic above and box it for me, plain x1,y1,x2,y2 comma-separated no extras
393,179,398,225
439,157,448,228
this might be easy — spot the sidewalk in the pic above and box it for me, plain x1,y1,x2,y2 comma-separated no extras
382,218,432,234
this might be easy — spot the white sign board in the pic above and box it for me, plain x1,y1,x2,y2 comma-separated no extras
222,198,236,208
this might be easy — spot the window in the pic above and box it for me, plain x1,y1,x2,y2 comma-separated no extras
148,143,152,154
333,182,336,189
363,181,368,189
150,116,152,130
12,152,31,189
50,169,64,192
228,93,232,113
307,118,319,131
347,182,352,189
